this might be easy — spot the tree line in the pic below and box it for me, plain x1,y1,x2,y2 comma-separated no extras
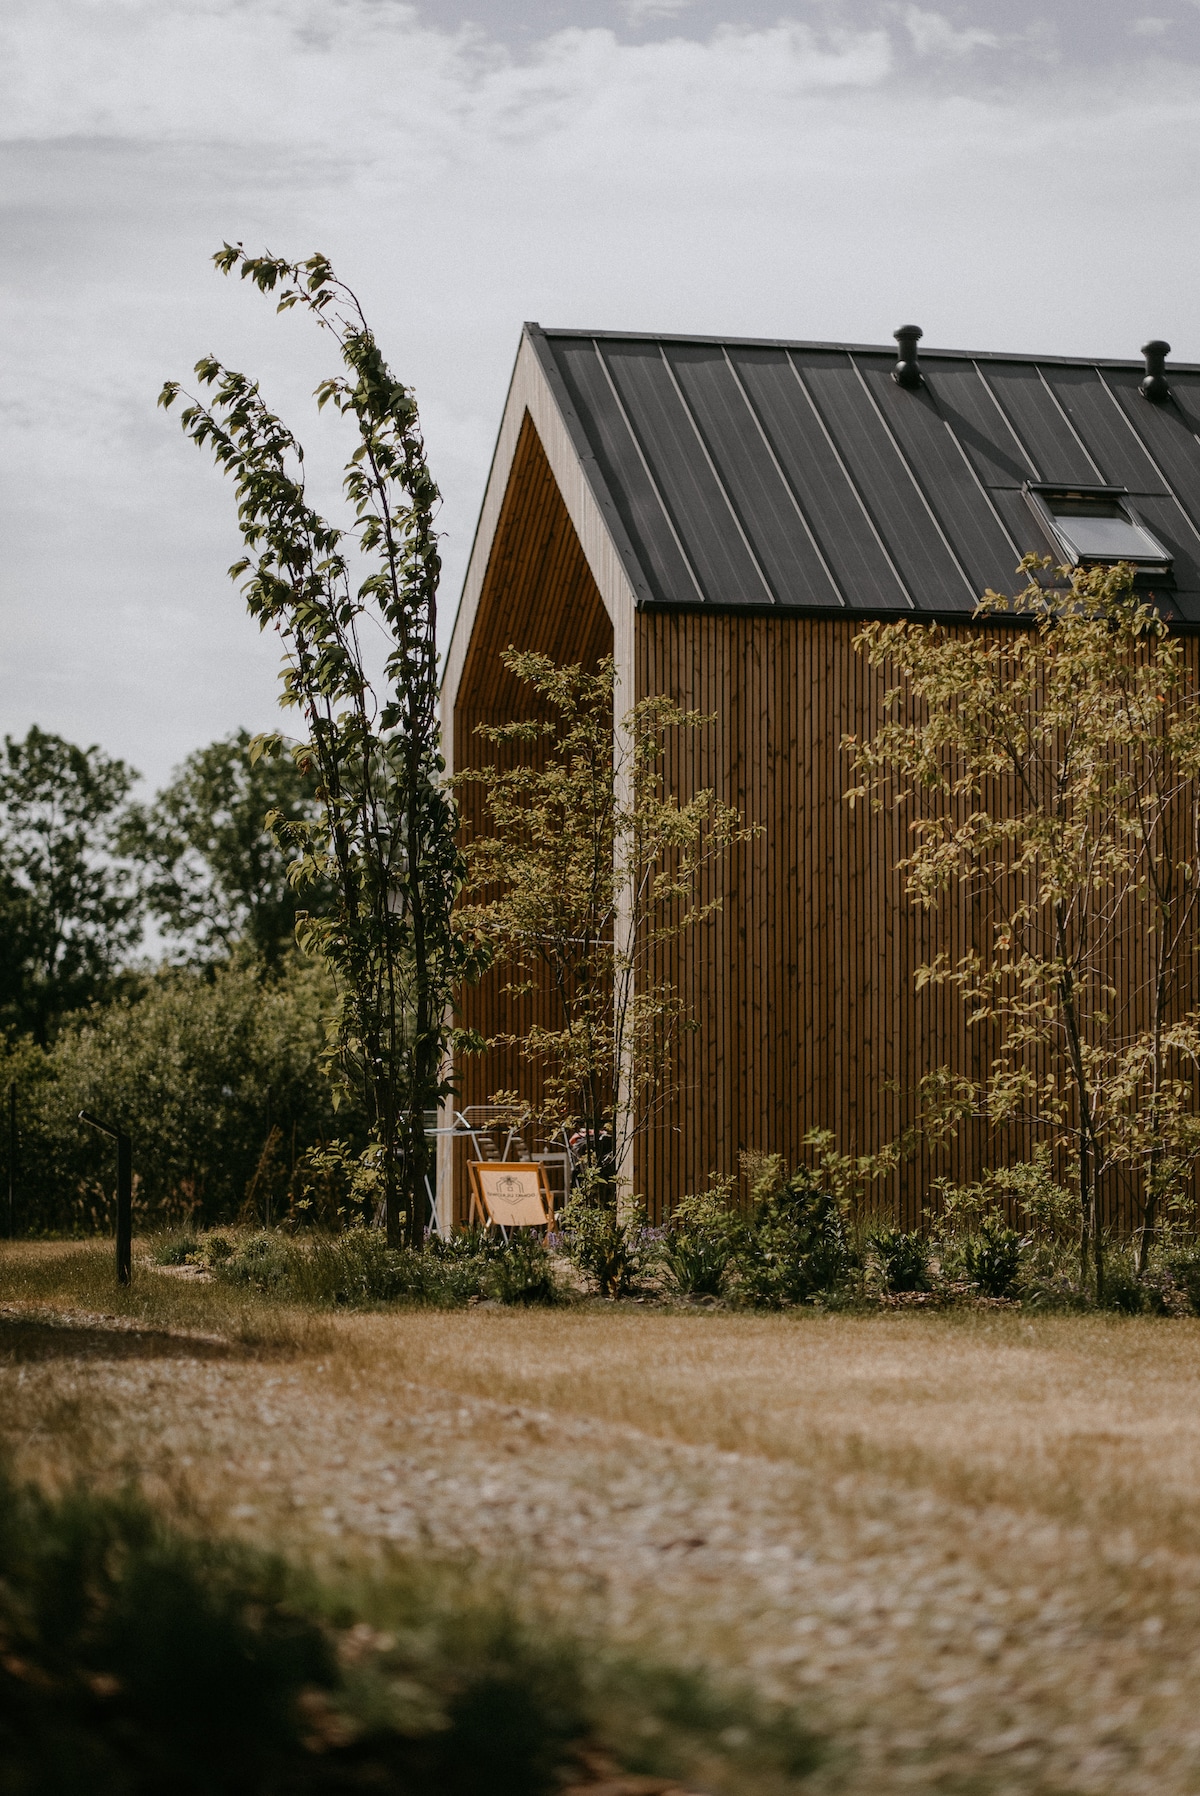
0,723,329,1044
0,725,357,1233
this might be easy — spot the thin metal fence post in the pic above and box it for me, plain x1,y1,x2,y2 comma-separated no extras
265,1085,272,1231
116,1130,132,1286
7,1081,15,1241
79,1111,132,1286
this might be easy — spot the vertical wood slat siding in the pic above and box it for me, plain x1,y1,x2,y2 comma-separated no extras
452,416,614,1224
634,610,1200,1226
636,610,1004,1223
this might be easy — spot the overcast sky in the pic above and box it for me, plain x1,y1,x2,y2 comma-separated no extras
4,0,1200,794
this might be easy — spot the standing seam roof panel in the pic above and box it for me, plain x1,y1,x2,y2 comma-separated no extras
981,363,1101,485
667,343,843,608
1118,495,1200,608
795,351,972,611
731,347,910,610
658,347,778,603
985,487,1056,568
1038,365,1171,495
855,360,1021,597
921,363,1038,489
721,348,847,606
550,336,702,607
1155,373,1200,447
600,342,772,605
1099,368,1200,553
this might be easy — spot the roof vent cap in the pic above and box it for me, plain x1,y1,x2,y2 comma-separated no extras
1140,339,1171,404
892,324,924,390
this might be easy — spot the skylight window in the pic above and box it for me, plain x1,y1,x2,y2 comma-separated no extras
1026,485,1172,573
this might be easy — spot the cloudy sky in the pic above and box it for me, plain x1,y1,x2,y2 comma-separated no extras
4,0,1200,794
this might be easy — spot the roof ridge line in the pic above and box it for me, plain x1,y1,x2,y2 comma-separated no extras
531,324,1200,372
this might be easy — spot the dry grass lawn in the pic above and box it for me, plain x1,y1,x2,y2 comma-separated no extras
4,1241,1200,1793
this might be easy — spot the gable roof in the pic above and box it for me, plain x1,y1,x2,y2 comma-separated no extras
526,325,1200,623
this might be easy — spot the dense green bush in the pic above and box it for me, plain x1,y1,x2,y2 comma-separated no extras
1162,1244,1200,1314
1099,1246,1153,1314
560,1175,645,1299
962,1217,1025,1299
2,956,362,1234
215,1227,559,1309
0,1467,820,1794
869,1228,930,1295
728,1163,850,1308
483,1234,559,1306
662,1180,742,1296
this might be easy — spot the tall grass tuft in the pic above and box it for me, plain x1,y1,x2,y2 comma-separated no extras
0,1464,821,1794
214,1227,561,1309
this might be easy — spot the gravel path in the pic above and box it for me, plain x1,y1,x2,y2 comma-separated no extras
6,1306,1200,1796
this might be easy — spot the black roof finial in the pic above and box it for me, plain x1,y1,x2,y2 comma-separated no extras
892,325,924,391
1140,339,1171,404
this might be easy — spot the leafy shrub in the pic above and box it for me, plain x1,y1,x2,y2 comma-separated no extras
197,1232,234,1267
288,1138,384,1230
214,1228,557,1310
0,1466,821,1794
935,1147,1076,1250
151,1230,234,1271
151,1232,201,1267
1003,1150,1077,1246
1095,1244,1182,1315
662,1178,741,1297
1162,1244,1200,1315
962,1217,1024,1299
483,1235,558,1306
1100,1249,1147,1314
871,1228,929,1294
560,1172,645,1298
730,1163,850,1308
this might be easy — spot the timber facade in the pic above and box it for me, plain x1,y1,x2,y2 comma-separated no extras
440,325,1200,1228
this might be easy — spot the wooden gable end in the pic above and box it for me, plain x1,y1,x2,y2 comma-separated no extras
446,414,613,1225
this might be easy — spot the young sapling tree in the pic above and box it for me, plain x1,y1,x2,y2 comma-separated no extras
847,560,1200,1295
454,651,753,1205
161,247,476,1246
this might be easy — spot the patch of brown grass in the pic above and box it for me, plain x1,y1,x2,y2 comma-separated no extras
8,1244,1200,1793
335,1306,1200,1546
0,1238,333,1350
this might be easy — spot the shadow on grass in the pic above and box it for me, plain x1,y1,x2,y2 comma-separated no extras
0,1311,239,1364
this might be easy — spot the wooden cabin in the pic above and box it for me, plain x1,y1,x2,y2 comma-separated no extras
438,326,1200,1228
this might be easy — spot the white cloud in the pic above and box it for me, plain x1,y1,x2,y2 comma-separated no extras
0,0,897,154
3,0,1200,787
619,0,694,25
897,6,998,57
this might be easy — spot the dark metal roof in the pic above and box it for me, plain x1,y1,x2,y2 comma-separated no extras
527,325,1200,622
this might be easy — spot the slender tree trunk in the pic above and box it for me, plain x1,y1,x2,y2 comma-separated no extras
1056,929,1103,1303
1089,1148,1104,1305
380,1076,403,1249
1079,1130,1091,1288
403,721,432,1248
1138,952,1169,1274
